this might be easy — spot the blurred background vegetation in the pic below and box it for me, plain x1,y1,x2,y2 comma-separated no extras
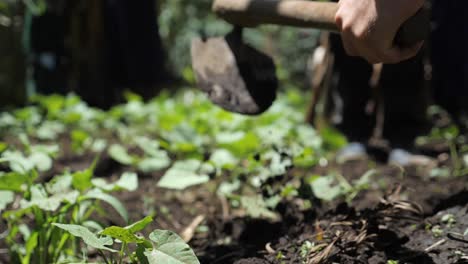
0,0,320,108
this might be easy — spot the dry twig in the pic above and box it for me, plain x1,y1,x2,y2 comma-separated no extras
181,215,205,242
307,232,341,264
265,242,276,254
424,239,446,252
219,195,230,221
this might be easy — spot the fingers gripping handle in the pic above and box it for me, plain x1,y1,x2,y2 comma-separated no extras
213,0,430,46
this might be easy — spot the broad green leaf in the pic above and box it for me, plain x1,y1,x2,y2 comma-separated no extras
215,131,245,144
84,189,129,223
29,152,53,172
2,147,55,172
91,178,112,191
92,172,138,192
217,180,241,196
209,149,238,168
124,101,146,118
162,124,203,152
91,139,107,153
14,107,41,125
1,151,34,173
19,224,31,242
108,144,134,165
21,185,79,211
0,142,7,153
0,191,14,212
0,172,29,192
125,216,153,233
264,150,292,176
171,160,201,171
17,134,28,146
35,121,65,140
0,113,16,127
63,112,82,124
146,230,200,264
309,176,342,201
138,156,171,173
124,91,143,102
182,67,195,84
240,196,278,220
53,223,116,252
71,130,89,142
255,125,289,146
115,172,138,191
264,195,282,208
32,94,65,115
293,147,318,168
71,129,90,151
46,174,73,194
296,125,322,149
220,132,260,156
72,159,97,191
199,162,215,175
135,137,161,156
173,142,198,153
101,226,144,243
82,220,104,232
320,126,347,150
30,144,60,156
158,171,208,190
157,160,209,190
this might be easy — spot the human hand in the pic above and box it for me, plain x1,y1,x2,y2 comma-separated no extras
335,0,425,64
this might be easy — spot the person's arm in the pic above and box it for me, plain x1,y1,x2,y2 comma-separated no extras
335,0,425,64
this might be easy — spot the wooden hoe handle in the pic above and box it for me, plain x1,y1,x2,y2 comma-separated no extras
213,0,429,46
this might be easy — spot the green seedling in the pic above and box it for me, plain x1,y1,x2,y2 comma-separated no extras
431,225,444,238
55,216,200,264
441,213,456,228
0,156,136,264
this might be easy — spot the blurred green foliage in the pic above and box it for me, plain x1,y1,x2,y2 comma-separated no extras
158,0,321,85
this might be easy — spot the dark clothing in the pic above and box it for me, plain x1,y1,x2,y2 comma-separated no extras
330,35,429,149
104,0,167,89
431,0,468,125
30,12,68,94
329,35,375,143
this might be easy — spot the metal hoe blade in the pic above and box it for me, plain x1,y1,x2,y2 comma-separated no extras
191,29,278,115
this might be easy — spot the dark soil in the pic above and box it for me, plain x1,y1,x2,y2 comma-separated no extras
1,148,467,264
118,158,468,264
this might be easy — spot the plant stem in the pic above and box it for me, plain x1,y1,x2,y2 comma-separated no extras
41,229,47,264
460,168,468,176
118,242,127,264
450,141,462,176
98,249,111,264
